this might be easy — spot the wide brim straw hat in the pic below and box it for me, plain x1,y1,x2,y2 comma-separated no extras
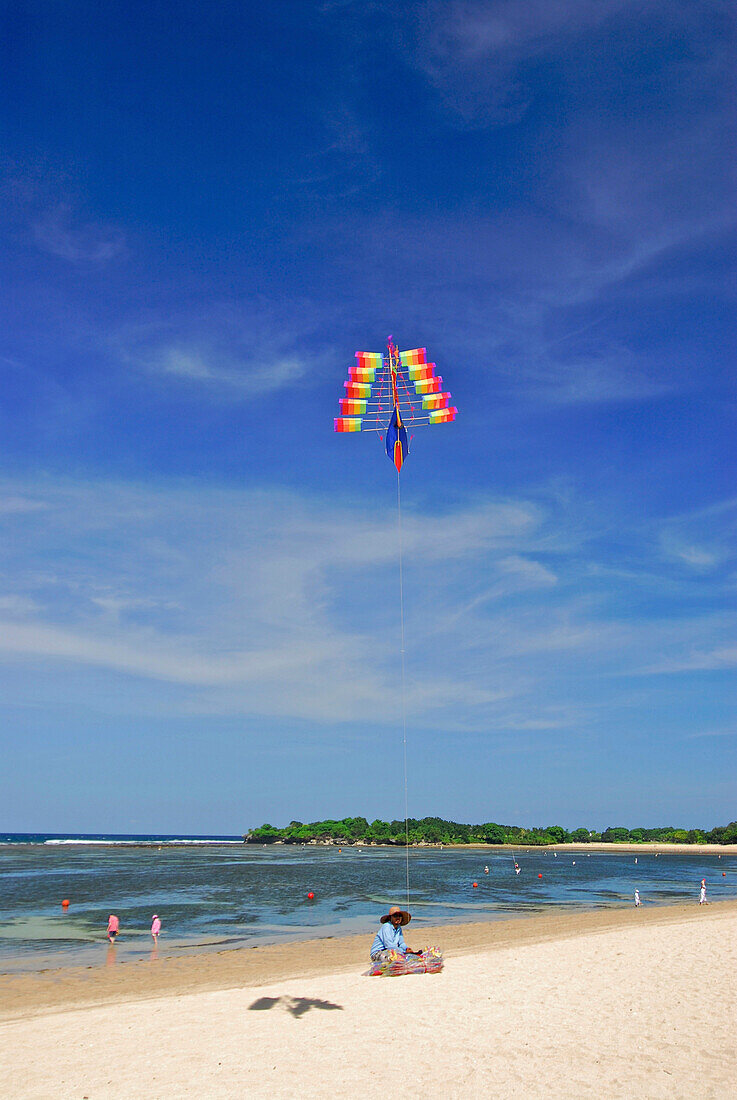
380,905,411,926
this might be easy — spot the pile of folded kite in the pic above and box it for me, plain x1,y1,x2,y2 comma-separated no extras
365,946,444,977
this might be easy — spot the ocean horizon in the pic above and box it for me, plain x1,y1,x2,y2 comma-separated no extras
0,833,245,846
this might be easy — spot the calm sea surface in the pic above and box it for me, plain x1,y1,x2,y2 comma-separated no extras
1,835,735,973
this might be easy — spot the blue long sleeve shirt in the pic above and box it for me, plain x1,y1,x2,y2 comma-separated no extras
370,921,409,959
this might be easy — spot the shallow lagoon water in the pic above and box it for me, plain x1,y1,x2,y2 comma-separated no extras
1,839,735,972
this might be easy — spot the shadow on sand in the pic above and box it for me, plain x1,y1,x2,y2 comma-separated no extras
248,995,343,1018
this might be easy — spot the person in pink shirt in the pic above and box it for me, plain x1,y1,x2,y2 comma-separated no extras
151,914,162,941
107,914,119,943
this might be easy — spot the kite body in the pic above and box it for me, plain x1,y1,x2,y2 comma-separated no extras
334,339,456,471
385,406,408,472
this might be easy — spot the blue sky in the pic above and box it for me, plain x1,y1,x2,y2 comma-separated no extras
1,0,734,833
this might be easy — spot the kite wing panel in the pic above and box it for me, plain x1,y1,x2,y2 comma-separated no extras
413,376,442,394
429,407,457,424
355,352,383,369
344,382,372,398
334,345,456,445
422,392,451,410
399,348,427,368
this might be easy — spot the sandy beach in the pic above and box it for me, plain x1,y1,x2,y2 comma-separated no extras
2,900,735,1098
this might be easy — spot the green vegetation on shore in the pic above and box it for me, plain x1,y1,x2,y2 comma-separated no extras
245,816,737,846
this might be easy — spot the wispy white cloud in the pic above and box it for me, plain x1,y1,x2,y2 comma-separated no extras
660,536,725,571
503,345,674,406
110,303,324,398
154,344,308,395
89,592,179,619
28,202,125,263
413,0,734,133
684,727,736,740
0,595,40,616
417,0,631,125
0,475,733,736
426,0,629,63
0,620,340,686
314,176,718,405
310,0,726,411
289,102,383,197
2,176,127,264
0,495,49,515
413,0,638,126
494,554,557,591
658,498,737,573
646,645,737,675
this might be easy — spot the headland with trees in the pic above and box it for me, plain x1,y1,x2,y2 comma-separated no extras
244,816,737,846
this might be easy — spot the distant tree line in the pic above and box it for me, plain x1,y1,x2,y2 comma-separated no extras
245,816,737,846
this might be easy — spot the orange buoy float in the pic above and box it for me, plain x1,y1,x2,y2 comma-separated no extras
472,881,478,888
61,899,70,908
307,892,314,900
538,873,543,879
723,872,726,877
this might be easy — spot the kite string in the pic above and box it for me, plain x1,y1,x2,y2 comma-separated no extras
397,469,410,913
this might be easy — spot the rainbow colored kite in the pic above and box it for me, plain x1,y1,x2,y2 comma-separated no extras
334,338,457,471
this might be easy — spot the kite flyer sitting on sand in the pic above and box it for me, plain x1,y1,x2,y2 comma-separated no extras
370,905,423,961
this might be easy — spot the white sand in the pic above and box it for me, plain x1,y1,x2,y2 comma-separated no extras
2,905,736,1099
